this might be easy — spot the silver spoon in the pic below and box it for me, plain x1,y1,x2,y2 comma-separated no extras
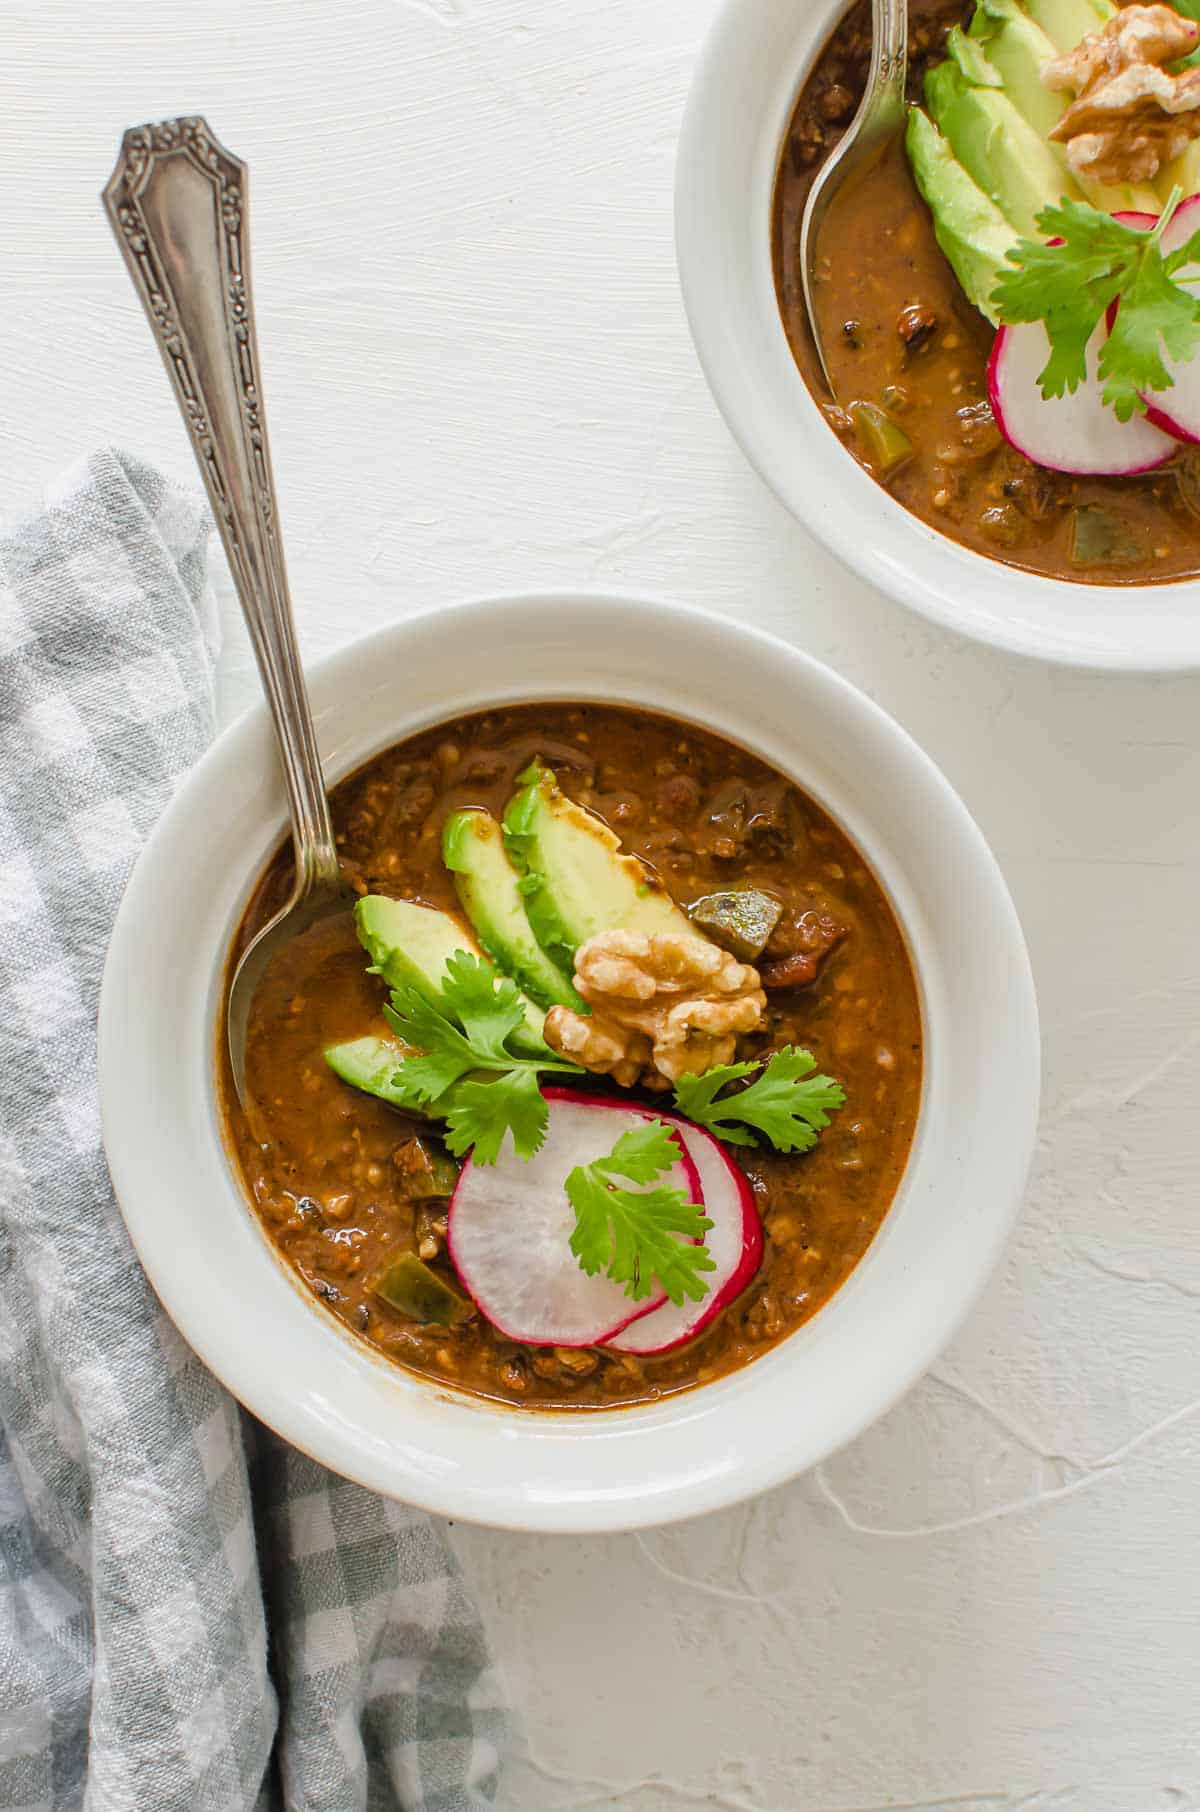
103,118,354,1102
800,0,909,392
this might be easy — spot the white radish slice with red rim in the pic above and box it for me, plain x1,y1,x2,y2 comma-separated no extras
606,1112,762,1357
447,1089,702,1347
1110,196,1200,444
990,227,1175,476
988,315,1176,476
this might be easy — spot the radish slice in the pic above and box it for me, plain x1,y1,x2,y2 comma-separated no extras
990,223,1175,476
989,318,1175,475
446,1091,702,1347
607,1113,762,1357
1116,195,1200,443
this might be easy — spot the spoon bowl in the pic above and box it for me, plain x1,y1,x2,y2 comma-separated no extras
800,0,909,391
225,881,354,1102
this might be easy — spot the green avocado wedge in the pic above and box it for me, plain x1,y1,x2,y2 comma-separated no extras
323,1033,445,1111
965,0,1158,214
968,0,1065,141
905,108,1014,325
1020,0,1113,54
502,760,698,970
945,21,1003,90
925,53,1078,239
442,808,584,1011
353,895,547,1054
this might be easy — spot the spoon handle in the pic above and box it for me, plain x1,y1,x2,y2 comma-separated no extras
868,0,909,120
103,118,340,893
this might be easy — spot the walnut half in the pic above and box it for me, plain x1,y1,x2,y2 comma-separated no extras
544,929,767,1088
1044,4,1200,187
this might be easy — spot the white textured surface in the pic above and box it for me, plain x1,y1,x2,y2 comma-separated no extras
5,1,1200,1806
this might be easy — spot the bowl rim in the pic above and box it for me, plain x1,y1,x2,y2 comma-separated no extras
673,0,1200,674
99,590,1040,1532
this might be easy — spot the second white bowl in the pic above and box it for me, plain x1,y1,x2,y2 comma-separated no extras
675,0,1200,671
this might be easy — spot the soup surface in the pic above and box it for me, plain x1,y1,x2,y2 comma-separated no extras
221,704,921,1410
773,0,1200,583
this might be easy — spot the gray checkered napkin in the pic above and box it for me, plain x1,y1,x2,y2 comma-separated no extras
0,449,508,1812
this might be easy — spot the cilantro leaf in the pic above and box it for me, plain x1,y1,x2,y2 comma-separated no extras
383,990,478,1101
991,199,1138,397
566,1121,716,1306
378,1036,474,1108
437,949,531,1061
378,953,580,1163
1164,223,1200,280
444,1069,548,1164
674,1047,845,1153
990,192,1200,417
669,1059,759,1142
597,1119,682,1184
1101,238,1200,420
569,1178,716,1305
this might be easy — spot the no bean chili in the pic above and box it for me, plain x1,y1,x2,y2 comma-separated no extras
221,704,922,1410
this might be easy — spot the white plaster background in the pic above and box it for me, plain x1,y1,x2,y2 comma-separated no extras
4,2,1199,1807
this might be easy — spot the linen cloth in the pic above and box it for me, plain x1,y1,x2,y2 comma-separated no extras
0,448,508,1812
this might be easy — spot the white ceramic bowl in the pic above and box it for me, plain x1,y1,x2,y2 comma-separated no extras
675,0,1200,672
100,593,1038,1532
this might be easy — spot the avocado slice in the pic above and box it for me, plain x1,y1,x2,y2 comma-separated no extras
925,54,1079,237
502,761,698,970
354,895,547,1053
968,0,1065,140
442,808,584,1012
1020,0,1113,54
906,108,1016,324
947,22,1004,90
323,1033,437,1110
1164,142,1200,207
967,0,1159,214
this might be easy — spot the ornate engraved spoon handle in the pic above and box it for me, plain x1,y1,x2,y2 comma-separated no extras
103,118,339,889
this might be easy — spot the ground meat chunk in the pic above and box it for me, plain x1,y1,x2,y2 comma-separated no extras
996,451,1063,521
789,129,823,171
529,1348,599,1385
760,951,824,991
699,779,797,860
744,782,794,852
979,504,1022,548
380,774,436,833
761,909,846,991
656,774,700,821
818,83,857,123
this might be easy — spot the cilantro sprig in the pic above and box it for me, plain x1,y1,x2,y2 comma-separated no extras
673,1046,845,1152
382,950,582,1163
990,191,1200,421
566,1120,716,1306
